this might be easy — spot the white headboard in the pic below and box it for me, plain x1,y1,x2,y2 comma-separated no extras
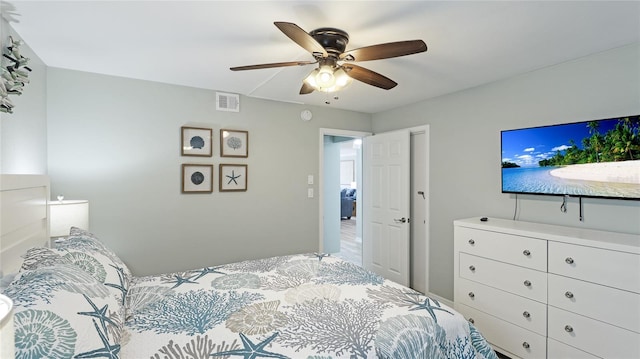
0,175,49,275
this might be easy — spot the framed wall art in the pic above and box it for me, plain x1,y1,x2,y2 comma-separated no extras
219,164,247,192
220,129,248,158
182,164,213,193
181,126,212,157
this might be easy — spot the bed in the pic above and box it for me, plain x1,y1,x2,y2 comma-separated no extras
0,175,497,359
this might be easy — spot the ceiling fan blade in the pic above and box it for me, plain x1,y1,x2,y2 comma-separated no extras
274,22,328,57
340,40,427,62
230,61,316,71
299,82,315,95
342,64,397,90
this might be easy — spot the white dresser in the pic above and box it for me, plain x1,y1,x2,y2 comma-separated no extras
453,217,640,359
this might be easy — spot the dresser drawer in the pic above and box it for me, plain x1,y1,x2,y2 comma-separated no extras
548,241,640,294
455,226,547,271
457,303,546,359
548,306,640,358
456,278,547,335
459,253,547,302
548,273,640,333
547,338,599,359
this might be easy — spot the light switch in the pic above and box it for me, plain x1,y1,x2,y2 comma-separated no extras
307,188,314,198
307,175,314,185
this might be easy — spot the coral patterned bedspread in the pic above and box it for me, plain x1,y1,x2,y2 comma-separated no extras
121,253,497,359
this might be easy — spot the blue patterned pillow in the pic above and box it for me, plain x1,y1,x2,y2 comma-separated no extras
4,264,126,358
68,227,132,280
19,247,71,272
55,228,130,309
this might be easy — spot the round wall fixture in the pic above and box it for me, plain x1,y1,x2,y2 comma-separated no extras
301,109,313,121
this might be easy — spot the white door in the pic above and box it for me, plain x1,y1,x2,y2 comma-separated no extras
363,129,411,286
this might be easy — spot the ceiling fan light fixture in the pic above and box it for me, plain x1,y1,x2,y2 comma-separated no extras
316,65,335,87
303,68,319,87
232,22,428,96
334,67,352,88
303,66,352,93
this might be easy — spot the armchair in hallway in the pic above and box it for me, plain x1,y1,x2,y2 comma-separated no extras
340,188,356,219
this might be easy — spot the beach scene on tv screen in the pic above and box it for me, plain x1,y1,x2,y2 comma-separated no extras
501,116,640,199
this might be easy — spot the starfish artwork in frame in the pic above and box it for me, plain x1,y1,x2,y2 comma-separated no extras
219,164,247,192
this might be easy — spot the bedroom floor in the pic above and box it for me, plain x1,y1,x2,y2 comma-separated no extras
335,218,362,266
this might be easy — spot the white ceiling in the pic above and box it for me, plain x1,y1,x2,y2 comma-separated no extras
4,1,639,114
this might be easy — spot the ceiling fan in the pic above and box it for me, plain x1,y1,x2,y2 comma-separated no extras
230,22,427,95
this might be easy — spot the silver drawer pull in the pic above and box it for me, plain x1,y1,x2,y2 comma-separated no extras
469,265,476,272
522,311,531,318
468,318,475,324
522,342,530,349
523,249,531,256
523,280,532,287
565,325,574,333
565,257,574,264
565,291,574,299
468,292,475,298
468,239,475,245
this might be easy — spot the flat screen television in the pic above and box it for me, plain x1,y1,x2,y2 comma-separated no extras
501,115,640,200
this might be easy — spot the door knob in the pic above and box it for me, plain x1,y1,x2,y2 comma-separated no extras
394,217,407,223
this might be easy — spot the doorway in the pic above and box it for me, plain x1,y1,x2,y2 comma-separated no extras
319,126,429,293
319,129,370,265
337,138,361,265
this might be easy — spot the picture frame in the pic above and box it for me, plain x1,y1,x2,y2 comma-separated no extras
182,164,213,193
181,126,212,157
340,160,355,187
219,164,247,192
220,129,248,158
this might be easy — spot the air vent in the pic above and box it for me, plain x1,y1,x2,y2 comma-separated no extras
216,92,240,112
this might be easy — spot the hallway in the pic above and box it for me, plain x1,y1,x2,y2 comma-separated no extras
334,218,361,266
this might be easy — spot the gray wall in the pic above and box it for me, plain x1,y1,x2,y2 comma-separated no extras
46,68,372,275
372,43,640,301
5,18,639,300
0,21,47,174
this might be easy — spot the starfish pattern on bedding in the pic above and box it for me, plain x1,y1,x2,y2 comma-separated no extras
313,252,330,261
408,297,452,323
77,294,118,338
104,264,128,305
75,319,121,359
170,274,199,289
210,332,289,359
191,266,226,281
